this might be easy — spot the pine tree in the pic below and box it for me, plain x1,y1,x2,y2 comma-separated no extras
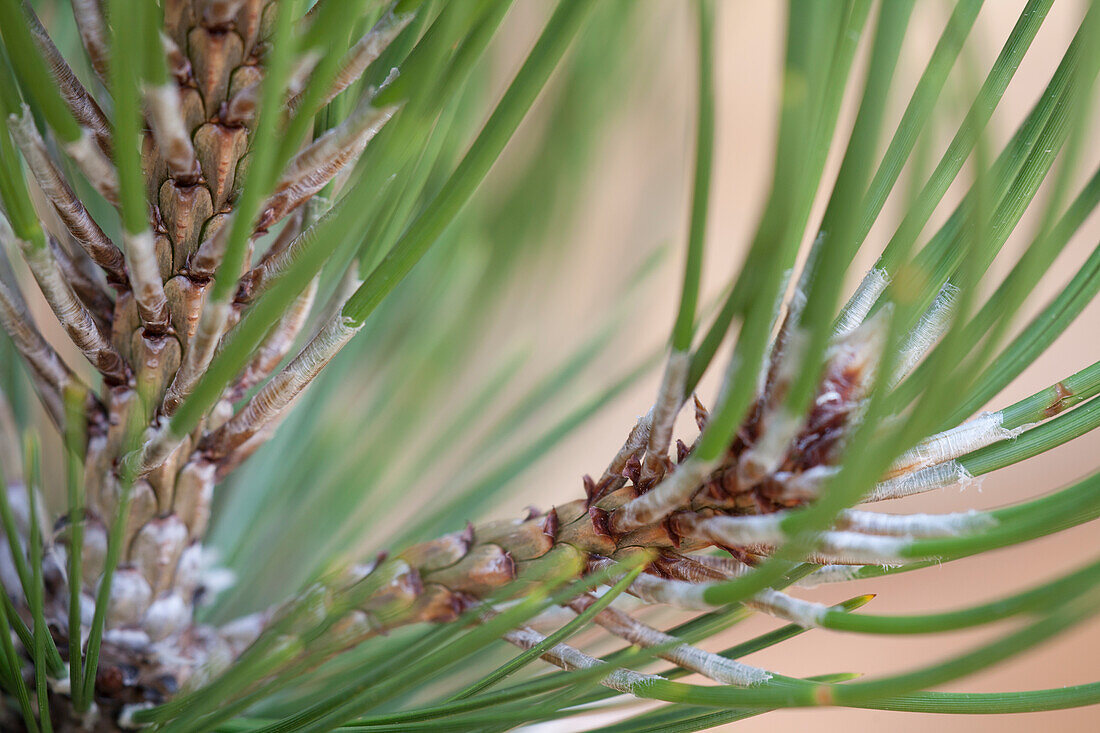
1,1,1100,731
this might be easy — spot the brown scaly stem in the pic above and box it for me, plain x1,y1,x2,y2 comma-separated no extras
190,315,899,701
241,311,937,650
0,1,417,724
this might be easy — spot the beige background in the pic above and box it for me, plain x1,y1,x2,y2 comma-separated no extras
486,1,1100,730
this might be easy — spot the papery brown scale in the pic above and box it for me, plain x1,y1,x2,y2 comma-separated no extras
664,515,682,548
103,391,136,443
621,453,642,485
477,517,554,561
788,424,846,472
173,459,215,539
360,563,423,615
123,481,159,555
542,509,559,542
588,506,612,539
617,521,681,551
236,0,267,58
423,544,517,597
188,27,245,118
224,72,262,127
719,466,738,498
164,275,208,345
203,0,248,28
398,529,474,572
784,326,883,472
555,499,589,526
408,584,466,624
91,346,128,387
109,292,139,364
643,560,671,580
748,488,781,516
593,485,641,513
145,437,190,515
263,101,398,233
82,433,111,519
163,34,193,84
556,515,616,556
190,212,237,279
676,438,692,463
585,474,617,507
21,243,128,384
160,181,214,267
254,205,278,234
156,234,174,280
57,234,116,313
687,481,744,513
194,123,249,211
179,87,207,136
1045,381,1075,418
599,416,651,497
582,474,598,505
163,0,196,47
693,394,709,431
667,508,713,540
131,333,182,408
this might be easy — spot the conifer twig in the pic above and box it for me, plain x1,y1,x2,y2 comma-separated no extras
5,228,127,384
25,7,111,153
6,107,126,285
69,0,110,82
287,8,417,117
